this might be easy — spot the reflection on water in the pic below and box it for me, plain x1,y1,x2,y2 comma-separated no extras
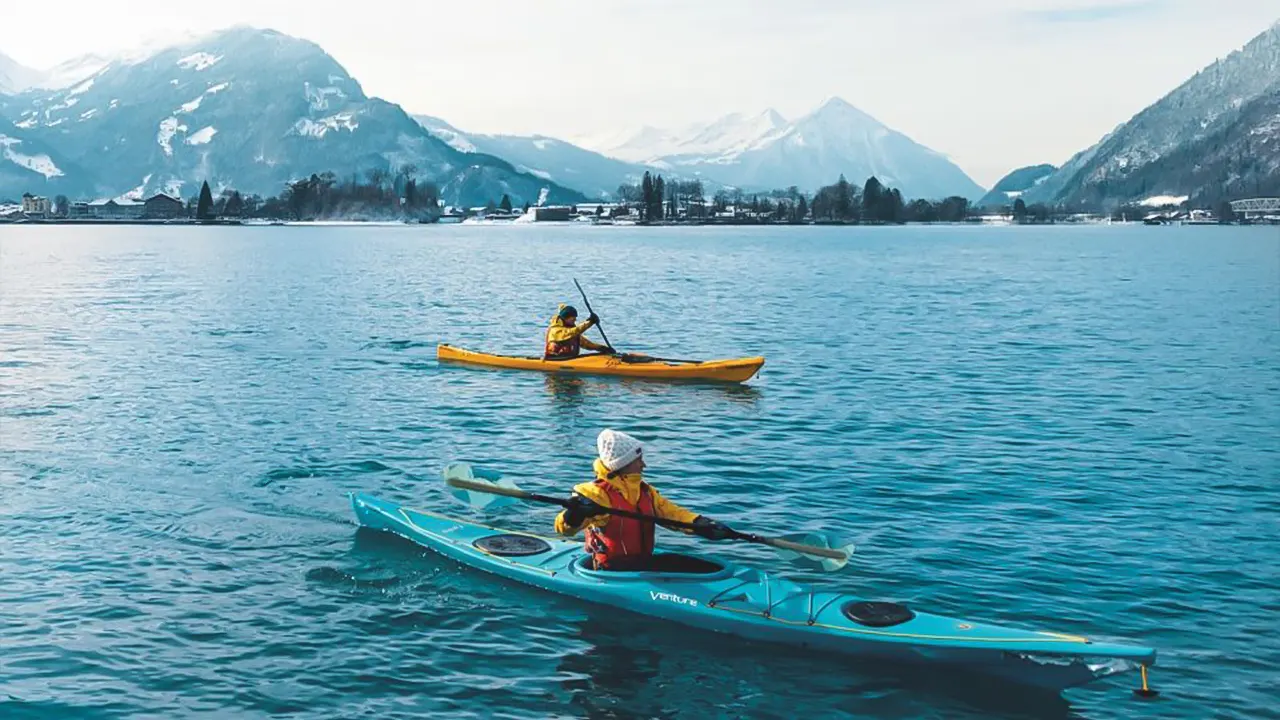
2,224,1275,719
542,373,763,407
557,610,1079,720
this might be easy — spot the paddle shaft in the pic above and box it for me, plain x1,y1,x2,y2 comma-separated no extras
445,476,847,560
572,278,614,351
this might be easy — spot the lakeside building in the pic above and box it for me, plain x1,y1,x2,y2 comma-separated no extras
21,193,51,217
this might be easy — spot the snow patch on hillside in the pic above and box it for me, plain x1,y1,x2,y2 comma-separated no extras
67,78,94,96
518,165,553,180
178,95,204,114
304,83,346,112
119,174,152,201
157,117,187,156
176,82,231,114
186,126,217,145
292,113,358,138
1140,194,1189,207
0,134,65,178
177,52,223,71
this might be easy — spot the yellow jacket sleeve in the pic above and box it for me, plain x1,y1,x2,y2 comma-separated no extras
554,481,700,535
554,481,612,535
545,321,591,343
648,486,699,525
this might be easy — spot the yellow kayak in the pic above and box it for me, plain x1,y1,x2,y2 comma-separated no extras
437,344,764,383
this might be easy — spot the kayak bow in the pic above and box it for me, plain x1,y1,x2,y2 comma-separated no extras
350,493,1156,693
436,344,764,383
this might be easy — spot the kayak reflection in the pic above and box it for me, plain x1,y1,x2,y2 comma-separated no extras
541,373,763,408
559,612,1078,720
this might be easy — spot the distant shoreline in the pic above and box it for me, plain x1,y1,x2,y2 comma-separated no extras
3,217,1270,228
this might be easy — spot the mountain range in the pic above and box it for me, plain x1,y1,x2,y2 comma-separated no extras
0,28,584,207
1020,21,1280,208
4,21,1278,210
577,100,987,201
412,114,656,200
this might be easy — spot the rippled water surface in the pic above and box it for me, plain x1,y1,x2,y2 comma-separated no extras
2,224,1277,719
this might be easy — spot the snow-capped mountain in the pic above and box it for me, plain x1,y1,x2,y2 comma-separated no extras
1023,21,1280,207
582,99,985,200
414,114,677,199
586,110,789,164
1063,87,1280,207
976,164,1056,208
0,52,42,95
0,51,114,95
0,27,582,207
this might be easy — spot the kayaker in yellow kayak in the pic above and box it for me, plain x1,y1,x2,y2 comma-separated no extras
554,429,734,570
544,304,613,360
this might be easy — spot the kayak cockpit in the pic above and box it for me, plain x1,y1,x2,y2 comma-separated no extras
574,553,733,580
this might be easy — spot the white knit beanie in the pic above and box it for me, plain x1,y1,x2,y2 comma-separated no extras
597,429,643,472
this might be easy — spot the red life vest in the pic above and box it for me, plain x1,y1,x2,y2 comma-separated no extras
545,326,581,359
584,479,655,569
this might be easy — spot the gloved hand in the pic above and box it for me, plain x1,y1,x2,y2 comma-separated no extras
692,516,735,541
587,312,600,325
561,493,607,528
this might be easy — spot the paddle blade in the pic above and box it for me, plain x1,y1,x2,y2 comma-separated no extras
443,462,521,511
773,533,856,572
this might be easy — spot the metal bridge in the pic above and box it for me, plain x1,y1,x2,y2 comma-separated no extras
1229,198,1280,217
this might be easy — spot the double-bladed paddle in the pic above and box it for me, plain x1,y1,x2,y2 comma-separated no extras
443,462,854,571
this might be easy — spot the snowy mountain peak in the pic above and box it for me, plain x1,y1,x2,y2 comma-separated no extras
0,52,45,94
0,26,583,208
575,96,983,199
805,97,885,129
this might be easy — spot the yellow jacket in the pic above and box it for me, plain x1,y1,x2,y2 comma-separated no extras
554,459,699,535
545,314,607,353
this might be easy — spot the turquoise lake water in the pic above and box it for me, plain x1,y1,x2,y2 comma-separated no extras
1,224,1277,719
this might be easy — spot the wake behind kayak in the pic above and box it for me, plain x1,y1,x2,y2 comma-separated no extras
350,493,1157,695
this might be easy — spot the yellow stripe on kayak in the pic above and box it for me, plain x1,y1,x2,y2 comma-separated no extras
437,344,764,383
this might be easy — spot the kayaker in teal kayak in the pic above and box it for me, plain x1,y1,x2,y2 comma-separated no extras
554,429,734,570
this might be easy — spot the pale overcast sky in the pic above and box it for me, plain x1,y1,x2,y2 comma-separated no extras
2,0,1275,186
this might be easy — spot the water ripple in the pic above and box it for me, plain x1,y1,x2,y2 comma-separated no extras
0,224,1276,718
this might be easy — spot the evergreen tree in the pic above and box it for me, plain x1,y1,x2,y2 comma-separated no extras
1013,198,1028,223
653,175,665,221
1216,200,1235,223
885,189,904,223
499,194,513,213
404,179,417,209
862,177,883,221
641,172,653,221
196,181,215,220
224,191,244,217
796,195,808,223
53,194,69,217
834,175,853,220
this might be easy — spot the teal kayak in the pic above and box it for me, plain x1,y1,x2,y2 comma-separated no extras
351,493,1156,693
